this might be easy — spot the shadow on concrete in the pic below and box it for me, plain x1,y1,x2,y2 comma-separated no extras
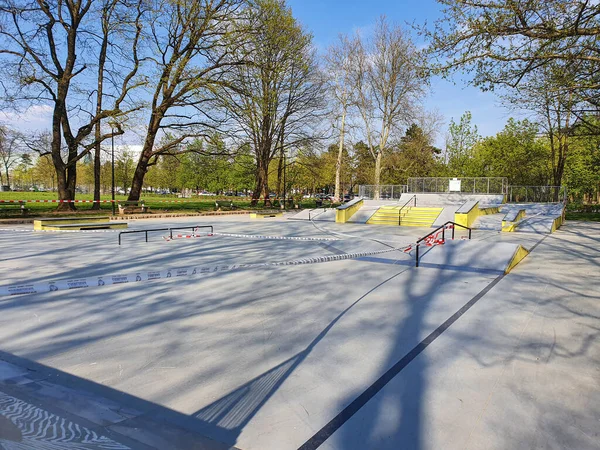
191,270,409,446
0,350,239,450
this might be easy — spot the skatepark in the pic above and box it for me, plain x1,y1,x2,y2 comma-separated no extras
0,178,598,450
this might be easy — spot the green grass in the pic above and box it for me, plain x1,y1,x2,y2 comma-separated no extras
565,212,600,222
0,191,335,218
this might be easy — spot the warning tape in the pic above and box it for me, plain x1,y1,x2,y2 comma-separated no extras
0,228,122,234
0,197,288,204
0,199,116,203
162,232,340,242
0,243,412,297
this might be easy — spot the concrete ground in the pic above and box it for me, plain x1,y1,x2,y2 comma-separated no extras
0,215,598,450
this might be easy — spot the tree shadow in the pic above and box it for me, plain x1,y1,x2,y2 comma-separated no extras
191,270,409,445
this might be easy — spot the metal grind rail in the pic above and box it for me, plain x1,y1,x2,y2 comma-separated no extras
415,221,472,267
118,225,214,245
398,195,417,226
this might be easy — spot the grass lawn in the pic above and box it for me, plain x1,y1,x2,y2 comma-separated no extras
566,212,600,222
0,191,330,218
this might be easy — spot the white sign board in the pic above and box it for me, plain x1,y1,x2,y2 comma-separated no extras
449,178,462,192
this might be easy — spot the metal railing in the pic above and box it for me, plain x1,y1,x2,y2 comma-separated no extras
398,195,417,226
358,185,407,200
415,221,472,267
407,177,508,195
118,225,214,245
507,186,567,203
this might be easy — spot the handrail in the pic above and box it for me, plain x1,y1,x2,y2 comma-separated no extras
398,195,417,226
118,225,214,245
415,221,472,267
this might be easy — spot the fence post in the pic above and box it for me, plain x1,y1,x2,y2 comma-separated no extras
416,244,419,267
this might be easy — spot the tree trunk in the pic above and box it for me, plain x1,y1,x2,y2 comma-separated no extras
334,108,346,202
277,149,283,197
56,166,77,211
374,151,382,200
128,159,147,202
252,152,271,207
91,127,102,210
128,127,159,202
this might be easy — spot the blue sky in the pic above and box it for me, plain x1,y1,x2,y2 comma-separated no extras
288,0,518,146
0,0,519,150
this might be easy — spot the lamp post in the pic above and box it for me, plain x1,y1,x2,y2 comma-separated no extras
110,123,116,216
283,151,287,210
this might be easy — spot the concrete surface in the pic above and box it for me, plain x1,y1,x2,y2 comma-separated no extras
0,217,598,450
431,205,460,228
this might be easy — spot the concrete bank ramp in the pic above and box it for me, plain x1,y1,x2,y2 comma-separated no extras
347,205,378,223
419,240,528,274
398,193,505,206
431,205,460,228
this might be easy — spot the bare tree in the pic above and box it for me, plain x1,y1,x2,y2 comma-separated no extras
126,0,246,202
0,126,21,186
352,17,427,199
217,0,327,206
0,0,146,208
89,0,146,209
325,35,356,202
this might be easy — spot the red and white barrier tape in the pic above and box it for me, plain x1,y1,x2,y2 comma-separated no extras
0,243,412,297
0,228,121,234
0,199,116,203
0,197,287,204
162,232,340,242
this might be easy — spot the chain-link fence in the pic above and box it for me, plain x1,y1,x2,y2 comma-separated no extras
507,186,567,203
406,177,509,194
358,185,407,200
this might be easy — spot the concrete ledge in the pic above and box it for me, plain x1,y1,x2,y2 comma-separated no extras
336,198,364,223
250,212,283,219
551,210,566,233
34,216,110,230
454,201,479,228
43,222,128,231
502,209,526,232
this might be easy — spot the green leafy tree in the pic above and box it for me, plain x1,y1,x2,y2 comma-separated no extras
445,111,480,175
472,119,551,185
